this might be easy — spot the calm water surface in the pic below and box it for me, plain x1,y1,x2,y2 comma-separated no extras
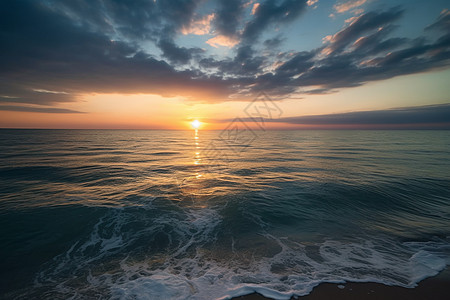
0,129,449,299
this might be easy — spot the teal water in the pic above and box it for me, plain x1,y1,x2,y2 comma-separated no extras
0,129,449,299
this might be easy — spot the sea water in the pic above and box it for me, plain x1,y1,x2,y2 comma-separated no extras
0,129,449,299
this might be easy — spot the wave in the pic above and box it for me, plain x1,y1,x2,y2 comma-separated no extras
2,130,450,299
19,201,449,300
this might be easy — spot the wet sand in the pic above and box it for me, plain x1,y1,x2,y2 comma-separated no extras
233,268,450,300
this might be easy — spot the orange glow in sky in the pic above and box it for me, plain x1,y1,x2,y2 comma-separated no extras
0,69,449,130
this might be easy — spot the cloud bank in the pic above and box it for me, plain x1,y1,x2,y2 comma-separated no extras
0,0,449,111
223,103,450,129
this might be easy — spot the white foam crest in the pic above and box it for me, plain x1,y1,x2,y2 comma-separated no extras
33,204,223,297
90,237,449,300
171,208,222,258
409,250,446,283
404,240,450,284
33,205,450,300
111,273,194,300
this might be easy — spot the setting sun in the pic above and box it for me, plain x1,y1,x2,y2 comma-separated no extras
191,119,201,129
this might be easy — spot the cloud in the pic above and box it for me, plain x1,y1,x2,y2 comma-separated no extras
0,105,83,114
41,0,193,45
263,36,285,48
158,39,204,64
352,8,364,15
274,52,315,77
213,0,247,38
181,13,215,35
243,7,450,96
0,87,76,105
251,3,261,15
200,45,267,79
47,0,204,61
345,16,359,23
278,104,450,125
0,0,232,104
0,0,449,106
426,9,450,32
242,0,308,42
334,0,368,14
206,35,240,48
322,7,404,55
227,104,450,128
210,0,309,47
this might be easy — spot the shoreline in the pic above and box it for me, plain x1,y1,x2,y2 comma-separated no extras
233,267,450,300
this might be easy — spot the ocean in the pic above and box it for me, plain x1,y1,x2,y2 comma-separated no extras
0,129,449,299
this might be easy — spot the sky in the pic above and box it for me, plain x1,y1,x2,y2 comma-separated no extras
0,0,449,129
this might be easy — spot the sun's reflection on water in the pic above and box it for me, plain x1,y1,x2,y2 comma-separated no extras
174,128,208,207
194,129,201,166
